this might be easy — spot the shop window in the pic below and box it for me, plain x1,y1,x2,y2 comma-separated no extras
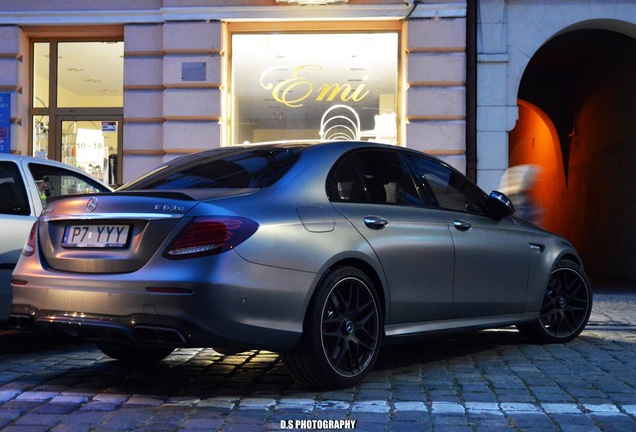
33,42,50,109
57,42,123,108
30,38,123,185
231,32,398,145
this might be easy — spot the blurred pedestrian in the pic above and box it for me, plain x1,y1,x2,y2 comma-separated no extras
498,164,543,225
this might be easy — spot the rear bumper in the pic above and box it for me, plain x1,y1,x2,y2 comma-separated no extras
10,251,320,352
9,310,254,350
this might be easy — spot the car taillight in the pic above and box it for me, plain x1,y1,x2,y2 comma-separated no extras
164,217,258,259
22,221,38,256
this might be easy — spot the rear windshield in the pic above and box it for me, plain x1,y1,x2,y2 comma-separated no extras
122,147,303,190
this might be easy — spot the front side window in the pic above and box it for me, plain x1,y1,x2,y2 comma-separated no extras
407,155,488,215
231,31,398,145
329,150,422,206
0,162,30,215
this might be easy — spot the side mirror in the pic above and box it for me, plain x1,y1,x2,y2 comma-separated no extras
487,190,514,218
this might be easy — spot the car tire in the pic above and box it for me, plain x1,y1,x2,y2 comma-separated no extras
517,259,592,343
96,341,174,364
283,266,382,388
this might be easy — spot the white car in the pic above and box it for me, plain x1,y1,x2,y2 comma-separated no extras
0,154,112,322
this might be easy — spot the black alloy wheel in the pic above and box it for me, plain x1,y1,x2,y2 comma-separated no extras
320,275,380,377
283,266,382,388
517,259,592,343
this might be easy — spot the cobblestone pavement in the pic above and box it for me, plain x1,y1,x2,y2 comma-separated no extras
0,281,634,431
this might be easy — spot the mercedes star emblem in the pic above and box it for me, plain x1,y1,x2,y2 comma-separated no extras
86,197,98,213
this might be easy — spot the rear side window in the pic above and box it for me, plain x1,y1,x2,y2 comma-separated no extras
328,150,423,206
125,147,302,190
28,163,109,207
0,162,30,216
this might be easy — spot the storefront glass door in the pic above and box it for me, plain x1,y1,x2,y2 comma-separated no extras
59,118,122,186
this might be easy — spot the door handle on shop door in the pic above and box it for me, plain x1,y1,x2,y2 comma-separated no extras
453,220,472,231
364,216,388,229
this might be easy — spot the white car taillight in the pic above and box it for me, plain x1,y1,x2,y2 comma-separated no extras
22,221,38,256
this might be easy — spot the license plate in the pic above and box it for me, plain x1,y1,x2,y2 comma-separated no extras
62,224,130,248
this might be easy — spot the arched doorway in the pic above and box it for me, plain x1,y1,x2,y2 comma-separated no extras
508,100,563,230
511,29,636,282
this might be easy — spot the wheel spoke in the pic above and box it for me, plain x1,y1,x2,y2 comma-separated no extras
352,332,376,351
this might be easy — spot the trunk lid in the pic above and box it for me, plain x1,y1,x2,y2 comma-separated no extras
38,191,202,273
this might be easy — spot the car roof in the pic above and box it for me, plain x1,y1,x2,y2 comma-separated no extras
0,153,73,167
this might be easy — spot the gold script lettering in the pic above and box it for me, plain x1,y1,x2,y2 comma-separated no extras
259,65,319,108
316,83,369,102
259,64,370,108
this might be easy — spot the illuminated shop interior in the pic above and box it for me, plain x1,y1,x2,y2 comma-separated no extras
230,32,398,145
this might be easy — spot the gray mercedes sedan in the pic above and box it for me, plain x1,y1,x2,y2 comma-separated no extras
10,141,592,388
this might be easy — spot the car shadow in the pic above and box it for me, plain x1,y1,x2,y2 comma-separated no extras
0,330,88,354
374,328,529,372
0,328,605,399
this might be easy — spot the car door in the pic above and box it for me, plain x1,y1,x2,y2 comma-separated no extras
328,149,455,324
0,158,111,321
406,154,529,318
0,161,36,320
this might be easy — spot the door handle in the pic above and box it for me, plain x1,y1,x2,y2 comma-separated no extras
364,216,388,230
453,220,472,231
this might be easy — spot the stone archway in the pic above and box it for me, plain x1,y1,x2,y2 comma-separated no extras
511,29,636,282
508,100,563,229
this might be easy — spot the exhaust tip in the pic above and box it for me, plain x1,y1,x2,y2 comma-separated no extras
8,315,33,330
134,326,187,345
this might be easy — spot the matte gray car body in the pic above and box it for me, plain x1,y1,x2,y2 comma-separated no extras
10,141,592,388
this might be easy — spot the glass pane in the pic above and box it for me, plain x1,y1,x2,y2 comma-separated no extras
231,33,398,145
33,115,49,159
28,162,109,207
33,42,50,109
57,42,123,108
123,146,303,190
408,155,488,215
61,120,119,185
0,162,30,215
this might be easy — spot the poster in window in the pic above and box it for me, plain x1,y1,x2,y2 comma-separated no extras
0,94,10,153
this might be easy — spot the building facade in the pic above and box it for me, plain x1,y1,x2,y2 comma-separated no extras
2,0,636,281
0,0,471,186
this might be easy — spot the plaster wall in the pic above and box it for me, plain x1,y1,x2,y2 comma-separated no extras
0,26,29,156
406,17,467,172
